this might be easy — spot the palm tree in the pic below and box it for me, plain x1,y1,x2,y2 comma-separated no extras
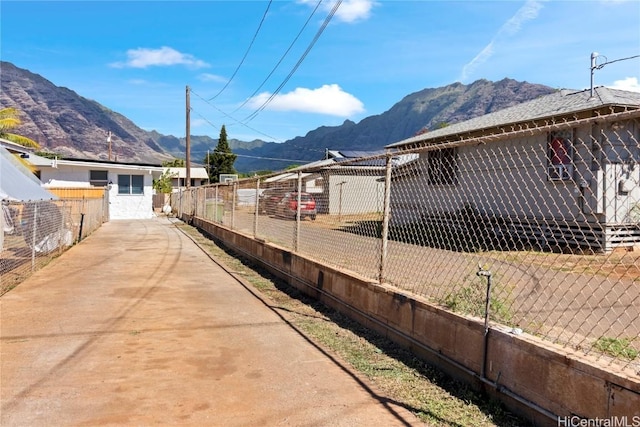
0,107,40,149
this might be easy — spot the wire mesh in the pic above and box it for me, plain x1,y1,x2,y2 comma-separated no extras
1,198,107,295
174,110,640,372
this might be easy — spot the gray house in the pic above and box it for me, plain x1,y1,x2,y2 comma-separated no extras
386,87,640,252
277,150,416,216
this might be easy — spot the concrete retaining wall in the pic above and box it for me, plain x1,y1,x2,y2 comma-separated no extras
191,216,640,425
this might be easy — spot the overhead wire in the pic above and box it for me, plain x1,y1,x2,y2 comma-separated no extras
191,89,283,142
233,0,324,113
194,1,342,150
242,0,343,123
207,0,273,101
594,54,640,70
188,105,319,164
195,2,320,143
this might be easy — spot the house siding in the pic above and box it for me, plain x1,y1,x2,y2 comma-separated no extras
40,164,159,220
391,133,584,223
326,173,385,216
107,174,155,220
389,117,640,251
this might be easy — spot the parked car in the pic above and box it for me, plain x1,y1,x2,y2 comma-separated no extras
258,188,286,215
275,192,317,220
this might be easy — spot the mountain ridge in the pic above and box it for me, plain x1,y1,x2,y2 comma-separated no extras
0,61,556,172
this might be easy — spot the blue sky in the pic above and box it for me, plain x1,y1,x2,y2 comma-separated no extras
2,0,639,144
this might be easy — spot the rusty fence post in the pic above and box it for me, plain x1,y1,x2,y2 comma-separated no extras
378,154,393,284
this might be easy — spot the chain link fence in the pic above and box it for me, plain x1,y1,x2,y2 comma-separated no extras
172,109,640,373
1,196,107,294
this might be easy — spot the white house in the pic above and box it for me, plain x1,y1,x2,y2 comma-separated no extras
165,167,209,190
38,158,163,220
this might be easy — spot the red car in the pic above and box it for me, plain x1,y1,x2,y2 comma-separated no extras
275,192,317,220
258,188,286,215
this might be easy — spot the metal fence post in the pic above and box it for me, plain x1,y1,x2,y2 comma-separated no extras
31,203,38,271
378,154,393,284
477,265,493,379
253,179,260,238
294,171,302,252
59,200,67,255
231,182,236,229
215,186,219,222
192,188,197,218
337,180,346,223
200,187,205,218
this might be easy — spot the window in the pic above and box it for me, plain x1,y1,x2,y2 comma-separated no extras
118,174,144,195
547,130,573,181
427,147,457,185
89,170,109,187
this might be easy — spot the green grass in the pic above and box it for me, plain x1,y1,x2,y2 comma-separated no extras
176,221,531,427
440,273,514,326
593,337,639,360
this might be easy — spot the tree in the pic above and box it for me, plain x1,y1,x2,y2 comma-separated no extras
0,107,40,148
153,169,177,194
162,158,186,167
204,125,237,183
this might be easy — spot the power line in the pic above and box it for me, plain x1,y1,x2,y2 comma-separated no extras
207,0,273,101
191,89,284,142
235,153,316,163
192,2,342,144
243,0,343,123
190,108,220,133
593,54,640,70
194,145,318,164
233,0,323,113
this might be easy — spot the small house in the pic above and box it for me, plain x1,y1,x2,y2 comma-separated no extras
38,158,163,220
275,150,416,216
385,87,640,252
165,167,209,190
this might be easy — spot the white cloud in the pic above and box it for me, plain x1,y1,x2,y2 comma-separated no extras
460,0,544,82
247,84,364,116
333,0,376,23
127,79,149,85
110,46,209,69
299,0,375,23
190,118,210,128
608,77,640,92
198,73,227,83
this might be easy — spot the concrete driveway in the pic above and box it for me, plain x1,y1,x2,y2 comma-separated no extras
0,217,422,426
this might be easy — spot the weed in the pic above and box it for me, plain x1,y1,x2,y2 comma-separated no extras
441,278,513,325
593,337,639,360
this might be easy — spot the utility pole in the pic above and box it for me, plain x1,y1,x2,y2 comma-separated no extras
206,149,210,184
107,131,112,161
590,52,598,98
590,51,640,98
185,85,191,189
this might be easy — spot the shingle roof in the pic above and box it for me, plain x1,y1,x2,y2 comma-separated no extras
386,86,640,149
337,150,387,158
